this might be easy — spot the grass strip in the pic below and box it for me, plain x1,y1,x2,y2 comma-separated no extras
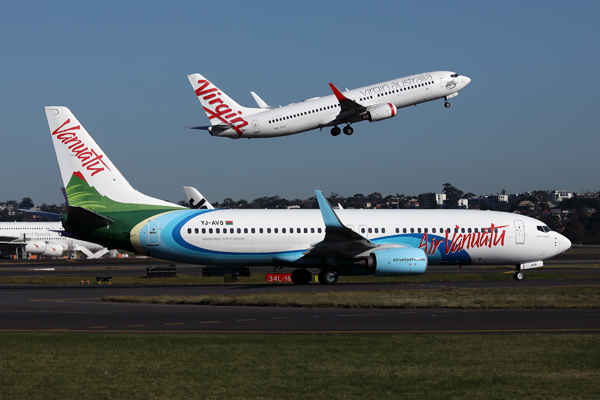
0,270,598,285
102,286,600,309
1,333,599,400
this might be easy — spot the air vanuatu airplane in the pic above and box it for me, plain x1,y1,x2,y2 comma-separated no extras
46,106,570,284
187,71,471,139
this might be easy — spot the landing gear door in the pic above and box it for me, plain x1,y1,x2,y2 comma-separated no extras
148,220,160,246
514,220,525,244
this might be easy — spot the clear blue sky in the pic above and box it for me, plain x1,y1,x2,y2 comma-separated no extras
1,0,599,206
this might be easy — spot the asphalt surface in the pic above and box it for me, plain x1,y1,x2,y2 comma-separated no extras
1,277,600,334
1,251,600,334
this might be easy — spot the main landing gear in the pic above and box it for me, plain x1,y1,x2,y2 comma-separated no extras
318,270,338,285
330,125,353,136
291,268,311,285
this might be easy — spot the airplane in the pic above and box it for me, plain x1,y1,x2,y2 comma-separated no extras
187,70,471,139
45,106,570,284
0,221,109,259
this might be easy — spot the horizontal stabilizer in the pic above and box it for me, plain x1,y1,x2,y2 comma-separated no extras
66,206,115,229
251,92,273,109
18,209,62,221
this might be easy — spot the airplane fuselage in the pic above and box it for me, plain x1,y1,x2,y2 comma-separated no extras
128,208,568,272
0,221,105,256
198,71,471,139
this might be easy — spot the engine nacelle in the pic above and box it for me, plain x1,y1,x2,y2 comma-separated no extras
363,103,397,122
25,241,64,257
369,247,428,277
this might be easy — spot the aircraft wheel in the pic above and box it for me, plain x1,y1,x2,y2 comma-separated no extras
319,270,338,285
343,125,353,135
331,126,341,136
513,271,525,281
292,269,311,285
444,102,451,108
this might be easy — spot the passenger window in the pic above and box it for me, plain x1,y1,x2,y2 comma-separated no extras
468,228,472,233
361,228,365,233
368,228,372,233
237,228,241,233
410,228,414,233
396,228,399,233
374,228,379,233
382,228,385,233
424,228,428,233
297,228,301,233
195,228,199,234
274,228,278,233
304,228,307,233
258,228,262,233
244,228,248,233
432,228,436,233
318,228,322,233
187,228,191,234
474,228,478,233
202,228,206,234
209,228,213,234
418,228,421,233
216,228,220,234
461,228,465,233
290,228,293,234
282,228,286,233
311,228,314,233
403,228,407,233
267,228,271,233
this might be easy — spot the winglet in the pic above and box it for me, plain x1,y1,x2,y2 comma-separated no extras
251,92,272,109
315,190,345,230
329,83,349,102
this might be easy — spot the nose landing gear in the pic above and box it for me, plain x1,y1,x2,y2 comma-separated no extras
444,101,451,108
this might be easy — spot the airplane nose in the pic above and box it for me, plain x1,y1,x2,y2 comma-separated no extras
560,234,572,252
462,76,471,86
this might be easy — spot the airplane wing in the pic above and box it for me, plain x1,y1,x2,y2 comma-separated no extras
325,83,370,126
303,190,402,259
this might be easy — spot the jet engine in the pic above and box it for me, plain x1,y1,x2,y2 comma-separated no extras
368,247,427,276
25,241,64,257
363,103,397,122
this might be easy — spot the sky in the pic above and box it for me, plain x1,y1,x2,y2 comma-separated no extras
1,0,599,206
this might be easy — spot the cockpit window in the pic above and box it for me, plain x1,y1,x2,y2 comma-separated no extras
450,74,460,78
537,226,551,233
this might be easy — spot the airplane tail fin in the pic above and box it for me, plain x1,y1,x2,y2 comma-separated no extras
45,107,181,216
187,73,262,135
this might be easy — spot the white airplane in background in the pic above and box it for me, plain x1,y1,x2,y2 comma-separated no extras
187,71,471,139
0,221,108,259
45,106,570,284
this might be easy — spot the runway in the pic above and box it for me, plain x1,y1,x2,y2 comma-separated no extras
2,277,600,334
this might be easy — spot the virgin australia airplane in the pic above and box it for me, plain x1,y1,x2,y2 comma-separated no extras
187,71,471,139
46,106,569,284
0,221,108,259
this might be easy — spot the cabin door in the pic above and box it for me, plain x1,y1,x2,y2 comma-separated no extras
514,220,525,244
147,220,160,246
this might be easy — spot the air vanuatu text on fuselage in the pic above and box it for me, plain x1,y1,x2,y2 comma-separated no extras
358,73,434,97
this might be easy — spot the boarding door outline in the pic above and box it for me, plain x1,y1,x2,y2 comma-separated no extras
514,220,525,244
147,220,160,246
